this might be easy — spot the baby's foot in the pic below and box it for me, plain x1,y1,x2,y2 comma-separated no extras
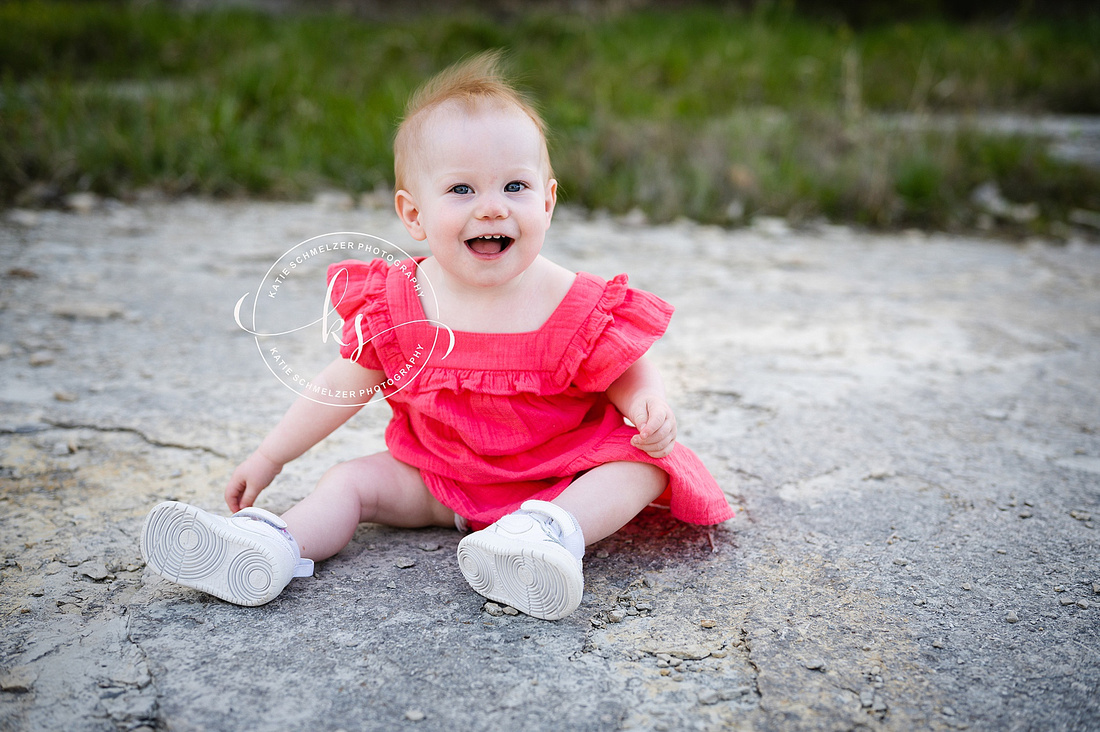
140,501,313,606
456,500,584,620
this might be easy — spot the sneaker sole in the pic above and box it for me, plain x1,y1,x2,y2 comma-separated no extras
140,501,289,606
457,532,582,621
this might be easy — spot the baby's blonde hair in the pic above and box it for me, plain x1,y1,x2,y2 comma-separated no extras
393,50,553,192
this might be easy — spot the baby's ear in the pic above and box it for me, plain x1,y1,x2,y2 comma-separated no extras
395,190,427,241
544,179,558,222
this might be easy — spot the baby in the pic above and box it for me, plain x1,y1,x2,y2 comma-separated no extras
140,51,734,620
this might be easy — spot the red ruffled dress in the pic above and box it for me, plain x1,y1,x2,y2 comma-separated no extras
328,257,734,529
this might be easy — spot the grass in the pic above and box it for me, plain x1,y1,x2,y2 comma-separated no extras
2,1,1099,234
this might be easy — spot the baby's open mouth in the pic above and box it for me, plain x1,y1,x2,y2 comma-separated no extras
465,234,514,255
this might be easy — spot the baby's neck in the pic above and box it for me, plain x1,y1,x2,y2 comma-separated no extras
417,256,575,334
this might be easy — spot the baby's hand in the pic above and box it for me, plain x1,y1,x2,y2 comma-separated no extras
225,450,282,513
629,395,677,459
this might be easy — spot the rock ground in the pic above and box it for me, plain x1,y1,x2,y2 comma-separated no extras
1,198,1098,731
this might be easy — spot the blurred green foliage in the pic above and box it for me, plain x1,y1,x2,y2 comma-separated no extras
1,1,1098,232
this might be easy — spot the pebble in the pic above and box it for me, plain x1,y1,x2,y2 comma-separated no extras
804,659,826,671
418,542,441,552
943,706,956,717
1005,611,1019,623
404,709,425,722
65,192,100,214
483,602,504,617
700,619,717,629
51,302,124,320
78,562,111,581
54,390,78,402
860,688,875,708
607,609,625,623
1076,600,1089,610
1060,597,1077,606
893,558,909,566
962,583,972,591
697,690,720,705
711,650,727,658
502,605,519,616
0,343,13,359
28,351,54,367
0,667,37,693
1093,583,1099,595
394,557,415,569
932,640,945,649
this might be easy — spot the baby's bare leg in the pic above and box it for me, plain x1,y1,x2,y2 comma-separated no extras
551,461,667,545
280,451,455,561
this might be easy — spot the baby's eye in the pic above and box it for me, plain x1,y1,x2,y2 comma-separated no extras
450,184,472,195
504,181,527,193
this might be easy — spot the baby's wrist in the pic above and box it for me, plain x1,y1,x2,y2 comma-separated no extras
253,447,285,472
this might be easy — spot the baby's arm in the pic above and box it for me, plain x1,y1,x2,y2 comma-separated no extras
605,356,677,459
225,357,383,512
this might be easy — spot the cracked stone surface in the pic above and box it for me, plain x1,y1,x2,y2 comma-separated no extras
1,199,1099,731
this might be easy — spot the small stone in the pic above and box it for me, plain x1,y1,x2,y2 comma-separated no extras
385,581,396,589
1093,583,1100,595
962,583,972,591
711,650,727,658
53,390,78,403
1055,585,1066,593
78,562,110,581
996,549,1007,555
943,706,956,717
697,690,720,705
394,557,415,569
700,619,717,629
65,191,100,213
483,602,504,617
1060,596,1076,606
417,542,441,552
0,343,13,359
932,640,945,649
595,550,610,559
1005,611,1019,623
0,667,37,693
859,688,875,708
502,605,519,616
893,558,909,566
804,659,826,671
51,302,124,320
659,668,671,676
634,601,653,612
1076,600,1089,610
607,609,625,623
404,709,425,722
1017,509,1033,519
28,351,54,367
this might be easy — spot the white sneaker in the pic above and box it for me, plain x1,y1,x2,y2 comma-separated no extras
140,501,314,606
456,500,585,620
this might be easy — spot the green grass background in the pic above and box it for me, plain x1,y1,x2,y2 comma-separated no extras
2,1,1099,233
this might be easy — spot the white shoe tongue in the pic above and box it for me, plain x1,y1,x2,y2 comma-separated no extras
469,238,503,254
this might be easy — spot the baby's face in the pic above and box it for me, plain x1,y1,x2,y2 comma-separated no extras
396,103,557,290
